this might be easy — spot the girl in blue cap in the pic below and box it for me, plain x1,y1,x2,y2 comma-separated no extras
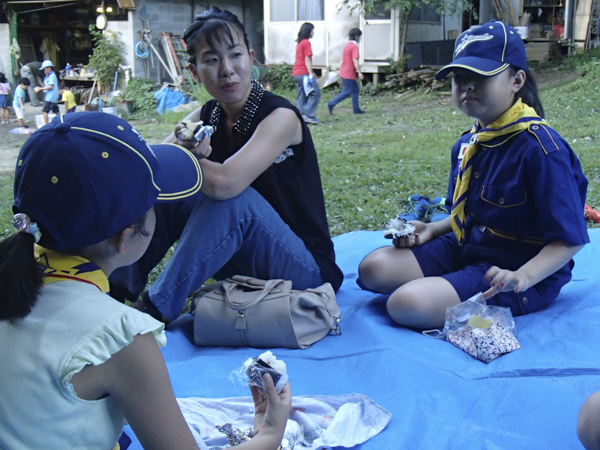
0,112,291,449
110,8,342,321
358,21,589,329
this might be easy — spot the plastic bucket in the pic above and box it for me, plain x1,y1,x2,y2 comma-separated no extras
102,106,118,116
514,26,530,40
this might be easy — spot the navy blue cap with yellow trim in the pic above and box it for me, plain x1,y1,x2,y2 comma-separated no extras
13,112,203,253
435,21,527,80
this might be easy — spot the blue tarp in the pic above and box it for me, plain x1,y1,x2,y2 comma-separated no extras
124,228,600,449
155,87,188,115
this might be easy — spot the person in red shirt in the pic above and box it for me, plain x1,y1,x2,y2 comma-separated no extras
292,22,321,124
326,28,365,115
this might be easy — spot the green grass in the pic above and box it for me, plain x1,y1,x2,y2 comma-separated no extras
1,51,599,243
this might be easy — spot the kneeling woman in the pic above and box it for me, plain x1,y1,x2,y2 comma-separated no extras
110,8,342,320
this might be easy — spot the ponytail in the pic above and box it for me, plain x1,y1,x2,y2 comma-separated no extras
511,66,545,118
0,233,44,321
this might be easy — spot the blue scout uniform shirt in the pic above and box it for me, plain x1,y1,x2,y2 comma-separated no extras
43,71,59,103
446,121,589,272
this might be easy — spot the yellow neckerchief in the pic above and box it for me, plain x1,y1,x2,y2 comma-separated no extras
450,99,547,243
34,244,109,293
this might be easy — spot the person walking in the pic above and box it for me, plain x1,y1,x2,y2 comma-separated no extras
292,22,321,124
327,28,365,115
34,60,59,125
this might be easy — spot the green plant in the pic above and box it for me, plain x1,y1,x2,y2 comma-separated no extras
88,26,125,94
189,83,213,105
561,47,600,71
122,77,159,120
361,82,377,96
264,63,295,91
386,55,411,74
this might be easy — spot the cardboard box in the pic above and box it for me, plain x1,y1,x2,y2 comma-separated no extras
529,24,543,38
525,41,551,61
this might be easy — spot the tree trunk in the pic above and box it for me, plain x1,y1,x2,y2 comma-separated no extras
398,7,414,59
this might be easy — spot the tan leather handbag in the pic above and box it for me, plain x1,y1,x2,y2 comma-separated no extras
190,275,341,349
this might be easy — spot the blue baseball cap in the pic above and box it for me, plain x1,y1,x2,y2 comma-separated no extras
13,112,203,253
435,21,528,80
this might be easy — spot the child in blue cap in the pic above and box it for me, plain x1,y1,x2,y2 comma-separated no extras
358,21,589,329
0,112,291,449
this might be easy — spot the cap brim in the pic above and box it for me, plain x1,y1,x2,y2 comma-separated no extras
151,143,203,201
435,57,510,80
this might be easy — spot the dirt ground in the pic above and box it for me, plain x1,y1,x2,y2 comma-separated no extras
0,69,579,177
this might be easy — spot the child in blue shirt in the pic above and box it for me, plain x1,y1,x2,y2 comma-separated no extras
358,21,589,330
13,78,30,128
35,60,59,125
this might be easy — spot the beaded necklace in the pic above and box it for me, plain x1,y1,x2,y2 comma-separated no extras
208,79,265,136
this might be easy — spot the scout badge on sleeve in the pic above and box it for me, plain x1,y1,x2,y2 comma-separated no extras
424,293,521,363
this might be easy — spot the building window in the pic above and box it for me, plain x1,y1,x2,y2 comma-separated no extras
271,0,324,22
408,0,441,23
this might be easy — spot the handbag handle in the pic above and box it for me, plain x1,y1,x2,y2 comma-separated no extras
223,278,285,310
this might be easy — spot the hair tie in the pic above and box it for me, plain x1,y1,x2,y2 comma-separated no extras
12,213,42,243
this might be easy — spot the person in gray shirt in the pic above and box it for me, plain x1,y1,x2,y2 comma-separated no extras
19,61,43,106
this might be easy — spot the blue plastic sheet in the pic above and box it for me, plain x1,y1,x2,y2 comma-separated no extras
154,87,188,115
124,228,600,449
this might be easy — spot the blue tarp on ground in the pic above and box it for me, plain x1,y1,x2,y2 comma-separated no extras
155,87,188,115
124,228,600,449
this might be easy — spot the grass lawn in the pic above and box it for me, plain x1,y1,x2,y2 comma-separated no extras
1,51,599,244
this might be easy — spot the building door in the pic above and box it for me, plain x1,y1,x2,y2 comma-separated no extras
360,1,398,62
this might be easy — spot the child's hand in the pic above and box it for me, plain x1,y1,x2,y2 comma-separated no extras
393,221,433,248
482,266,530,299
250,373,291,444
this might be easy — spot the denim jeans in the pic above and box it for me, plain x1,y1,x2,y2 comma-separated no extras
329,78,361,113
293,75,321,118
114,187,324,320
